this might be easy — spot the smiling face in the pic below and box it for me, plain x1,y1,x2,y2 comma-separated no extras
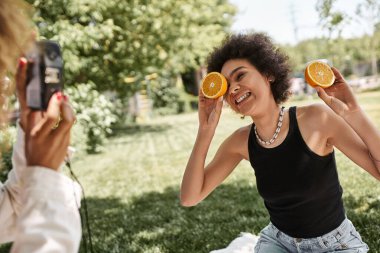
221,59,275,116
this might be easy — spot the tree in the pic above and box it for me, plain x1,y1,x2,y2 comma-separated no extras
315,0,380,76
315,0,349,68
316,0,347,40
355,0,380,75
26,0,236,95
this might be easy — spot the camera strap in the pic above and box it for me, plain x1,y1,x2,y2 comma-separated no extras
66,161,95,253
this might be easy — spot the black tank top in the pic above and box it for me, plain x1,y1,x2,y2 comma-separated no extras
248,106,345,238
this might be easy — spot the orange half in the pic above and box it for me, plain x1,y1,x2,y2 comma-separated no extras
305,61,335,88
201,72,227,99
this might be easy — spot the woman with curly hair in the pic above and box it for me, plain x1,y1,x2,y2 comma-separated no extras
180,33,380,252
0,0,80,252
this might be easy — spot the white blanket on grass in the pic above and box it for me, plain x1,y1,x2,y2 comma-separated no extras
210,233,259,253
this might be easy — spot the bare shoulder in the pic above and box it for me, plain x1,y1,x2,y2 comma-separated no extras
224,124,251,160
296,103,343,145
230,124,251,142
296,103,335,127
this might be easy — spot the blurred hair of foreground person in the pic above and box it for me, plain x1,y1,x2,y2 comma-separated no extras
181,33,380,252
0,0,81,252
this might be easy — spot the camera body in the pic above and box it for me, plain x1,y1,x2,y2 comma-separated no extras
26,40,64,110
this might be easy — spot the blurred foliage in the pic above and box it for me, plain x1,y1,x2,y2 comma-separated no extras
65,83,121,153
21,0,235,151
316,0,347,39
297,0,380,77
0,126,16,182
150,77,180,115
283,23,380,77
355,0,380,75
355,0,380,35
26,0,236,96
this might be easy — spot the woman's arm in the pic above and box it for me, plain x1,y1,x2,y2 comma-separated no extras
181,129,245,206
341,109,380,173
180,93,245,206
10,167,82,253
316,67,380,179
0,120,33,243
0,172,21,243
2,58,82,252
0,167,82,253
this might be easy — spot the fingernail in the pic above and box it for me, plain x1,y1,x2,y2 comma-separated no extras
56,92,63,101
18,57,27,68
63,95,69,102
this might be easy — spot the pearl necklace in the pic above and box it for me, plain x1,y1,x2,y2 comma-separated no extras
254,106,285,146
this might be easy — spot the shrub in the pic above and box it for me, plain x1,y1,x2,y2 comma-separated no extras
66,82,121,154
150,78,181,114
0,126,16,182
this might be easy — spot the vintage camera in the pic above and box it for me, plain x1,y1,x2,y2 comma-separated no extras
26,40,64,110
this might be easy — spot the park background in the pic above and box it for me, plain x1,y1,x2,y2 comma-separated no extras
0,0,380,252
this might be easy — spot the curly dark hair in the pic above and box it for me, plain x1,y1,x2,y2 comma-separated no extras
207,33,292,104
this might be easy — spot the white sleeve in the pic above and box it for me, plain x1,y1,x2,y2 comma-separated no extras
10,166,82,253
0,173,19,243
12,121,27,181
0,122,29,243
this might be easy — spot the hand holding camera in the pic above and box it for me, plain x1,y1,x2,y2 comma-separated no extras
16,40,76,171
25,41,64,110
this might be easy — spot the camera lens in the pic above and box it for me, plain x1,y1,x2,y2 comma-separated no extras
47,50,58,61
44,42,60,61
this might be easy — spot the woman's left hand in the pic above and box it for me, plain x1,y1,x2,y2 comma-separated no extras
315,67,360,118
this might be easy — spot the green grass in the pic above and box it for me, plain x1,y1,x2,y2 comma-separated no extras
1,92,380,253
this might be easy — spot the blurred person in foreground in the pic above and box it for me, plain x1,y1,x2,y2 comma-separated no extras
0,0,81,252
181,33,380,252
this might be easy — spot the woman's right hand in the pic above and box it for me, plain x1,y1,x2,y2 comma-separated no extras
315,67,360,119
16,58,76,171
25,95,76,170
198,91,224,132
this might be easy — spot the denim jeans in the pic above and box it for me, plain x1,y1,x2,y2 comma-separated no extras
254,218,369,253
